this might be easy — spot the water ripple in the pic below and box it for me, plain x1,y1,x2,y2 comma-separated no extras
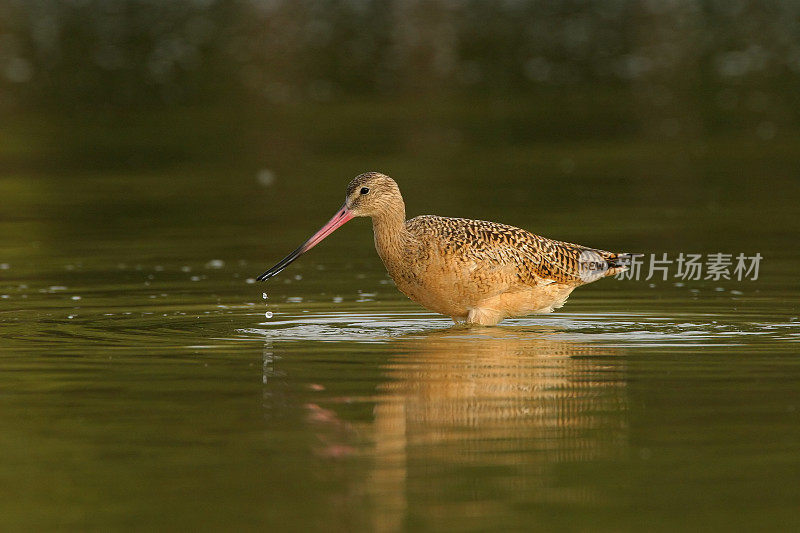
239,311,800,346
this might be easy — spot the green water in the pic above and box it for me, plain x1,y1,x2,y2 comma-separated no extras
2,99,800,531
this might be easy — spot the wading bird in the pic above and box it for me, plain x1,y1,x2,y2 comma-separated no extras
257,172,627,325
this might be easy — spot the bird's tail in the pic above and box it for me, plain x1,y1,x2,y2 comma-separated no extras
572,248,632,283
603,252,633,278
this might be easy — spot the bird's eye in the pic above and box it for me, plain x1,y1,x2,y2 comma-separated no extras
360,187,370,195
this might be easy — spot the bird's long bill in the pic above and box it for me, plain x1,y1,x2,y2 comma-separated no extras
256,203,353,281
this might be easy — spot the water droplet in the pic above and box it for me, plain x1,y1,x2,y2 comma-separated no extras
205,259,225,269
265,311,273,319
257,169,276,187
262,292,268,300
71,295,81,301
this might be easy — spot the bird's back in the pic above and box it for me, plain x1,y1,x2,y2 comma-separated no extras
405,215,626,286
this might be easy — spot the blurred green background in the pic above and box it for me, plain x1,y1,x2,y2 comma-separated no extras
3,0,799,263
3,0,800,185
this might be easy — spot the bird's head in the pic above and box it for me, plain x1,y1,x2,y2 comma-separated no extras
344,172,402,218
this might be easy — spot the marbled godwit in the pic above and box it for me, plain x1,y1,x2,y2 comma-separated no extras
257,172,628,325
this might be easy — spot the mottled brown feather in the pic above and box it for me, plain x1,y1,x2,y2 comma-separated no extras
404,215,625,285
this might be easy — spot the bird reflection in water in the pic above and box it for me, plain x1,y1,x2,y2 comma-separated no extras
368,328,628,531
263,327,628,531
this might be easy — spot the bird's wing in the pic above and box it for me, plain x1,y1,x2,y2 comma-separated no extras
407,215,625,285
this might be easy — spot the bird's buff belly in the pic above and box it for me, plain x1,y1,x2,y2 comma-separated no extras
393,274,574,320
396,281,470,317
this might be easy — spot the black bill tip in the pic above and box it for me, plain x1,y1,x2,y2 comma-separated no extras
255,243,306,282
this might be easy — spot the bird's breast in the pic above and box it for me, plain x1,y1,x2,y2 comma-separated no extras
380,242,498,317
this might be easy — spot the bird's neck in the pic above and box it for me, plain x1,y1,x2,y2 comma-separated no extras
372,201,409,266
